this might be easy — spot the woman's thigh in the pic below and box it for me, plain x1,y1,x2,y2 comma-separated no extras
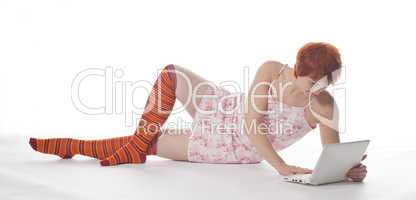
173,65,215,119
156,128,192,161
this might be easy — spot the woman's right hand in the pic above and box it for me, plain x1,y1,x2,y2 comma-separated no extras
276,164,313,176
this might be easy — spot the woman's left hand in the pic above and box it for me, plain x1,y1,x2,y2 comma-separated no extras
346,154,367,182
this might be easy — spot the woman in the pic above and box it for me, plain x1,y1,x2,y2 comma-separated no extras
29,42,367,182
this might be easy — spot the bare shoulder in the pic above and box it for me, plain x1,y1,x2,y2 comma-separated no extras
311,91,338,119
259,60,284,71
256,60,285,79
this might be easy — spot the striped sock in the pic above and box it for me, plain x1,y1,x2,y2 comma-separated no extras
100,64,176,166
29,135,159,159
147,133,160,155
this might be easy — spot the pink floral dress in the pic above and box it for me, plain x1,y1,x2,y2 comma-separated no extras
187,83,316,164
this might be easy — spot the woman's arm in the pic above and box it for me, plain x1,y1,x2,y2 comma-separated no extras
314,93,367,182
244,61,312,175
309,91,341,145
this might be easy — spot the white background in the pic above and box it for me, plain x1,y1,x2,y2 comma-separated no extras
1,0,415,159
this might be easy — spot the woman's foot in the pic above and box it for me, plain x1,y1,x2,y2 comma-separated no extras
29,134,158,162
29,137,75,159
100,149,147,166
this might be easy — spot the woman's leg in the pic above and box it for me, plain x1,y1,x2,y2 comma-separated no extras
28,135,159,160
173,65,213,119
29,136,131,160
101,64,213,166
29,64,210,163
152,129,192,161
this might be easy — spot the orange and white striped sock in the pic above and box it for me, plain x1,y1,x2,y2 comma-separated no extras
100,64,176,166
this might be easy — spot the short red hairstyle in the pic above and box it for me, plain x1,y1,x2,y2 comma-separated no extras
294,42,342,84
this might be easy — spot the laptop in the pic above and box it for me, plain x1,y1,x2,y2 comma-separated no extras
282,140,370,185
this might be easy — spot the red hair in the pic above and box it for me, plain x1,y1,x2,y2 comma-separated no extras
294,42,342,84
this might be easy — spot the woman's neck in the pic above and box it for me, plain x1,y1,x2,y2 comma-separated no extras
280,66,310,105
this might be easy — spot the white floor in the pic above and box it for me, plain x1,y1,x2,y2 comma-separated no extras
1,135,415,200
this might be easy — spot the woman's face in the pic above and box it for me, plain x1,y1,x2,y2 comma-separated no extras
293,75,329,96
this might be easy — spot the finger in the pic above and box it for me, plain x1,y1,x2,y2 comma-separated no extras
293,168,302,174
280,171,293,176
351,177,364,182
352,162,366,169
358,166,367,172
348,172,366,177
348,172,367,179
297,167,313,174
298,169,310,174
349,168,360,173
296,167,311,172
347,166,365,175
348,172,366,179
357,166,367,172
352,163,363,168
362,154,367,161
348,169,367,176
347,169,367,177
350,176,365,182
350,167,366,173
